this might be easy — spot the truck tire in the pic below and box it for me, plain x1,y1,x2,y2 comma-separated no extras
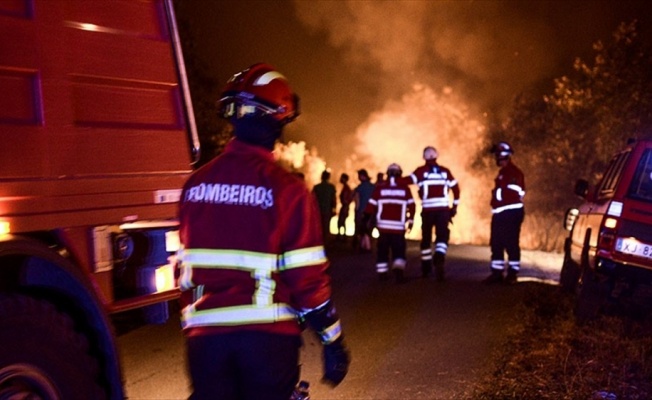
559,251,580,293
575,266,610,323
0,294,107,400
574,229,608,323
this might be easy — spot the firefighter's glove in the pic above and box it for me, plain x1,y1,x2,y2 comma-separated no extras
450,206,458,220
407,220,414,233
323,337,350,386
302,301,350,386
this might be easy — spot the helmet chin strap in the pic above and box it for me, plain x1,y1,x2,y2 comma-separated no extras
232,116,283,150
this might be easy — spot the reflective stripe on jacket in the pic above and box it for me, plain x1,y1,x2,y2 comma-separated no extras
406,162,460,212
177,139,332,336
491,160,525,214
364,177,415,234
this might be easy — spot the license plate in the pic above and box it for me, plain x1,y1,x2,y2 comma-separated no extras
615,237,652,258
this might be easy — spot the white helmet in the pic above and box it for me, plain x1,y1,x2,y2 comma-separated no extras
491,141,514,159
423,146,438,161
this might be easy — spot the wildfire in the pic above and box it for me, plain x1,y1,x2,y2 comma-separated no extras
274,140,326,184
344,83,492,245
274,83,494,246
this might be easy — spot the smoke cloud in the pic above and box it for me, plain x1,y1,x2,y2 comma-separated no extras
292,1,565,243
294,1,559,112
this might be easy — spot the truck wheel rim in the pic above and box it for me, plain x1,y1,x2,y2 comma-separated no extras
0,363,60,400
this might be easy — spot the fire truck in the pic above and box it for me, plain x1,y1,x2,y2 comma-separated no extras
0,0,198,398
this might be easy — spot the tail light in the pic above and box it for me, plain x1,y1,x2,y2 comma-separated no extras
598,201,623,249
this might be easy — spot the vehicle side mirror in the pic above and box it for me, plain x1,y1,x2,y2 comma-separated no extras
574,179,589,199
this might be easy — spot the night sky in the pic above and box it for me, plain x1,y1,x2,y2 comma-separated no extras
177,0,652,179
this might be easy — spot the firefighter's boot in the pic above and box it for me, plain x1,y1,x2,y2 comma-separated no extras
482,269,503,284
421,260,432,278
505,269,518,285
433,252,446,282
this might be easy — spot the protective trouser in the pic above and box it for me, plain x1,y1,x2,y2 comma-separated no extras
375,232,407,274
490,208,524,272
420,210,451,263
187,331,301,400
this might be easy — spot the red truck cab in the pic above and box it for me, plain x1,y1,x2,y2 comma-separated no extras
562,139,652,320
0,1,198,398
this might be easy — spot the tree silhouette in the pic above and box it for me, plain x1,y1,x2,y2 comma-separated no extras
173,0,233,167
486,20,652,251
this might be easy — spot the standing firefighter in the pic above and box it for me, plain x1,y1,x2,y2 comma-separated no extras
402,146,460,280
484,141,525,285
177,63,350,400
364,163,415,283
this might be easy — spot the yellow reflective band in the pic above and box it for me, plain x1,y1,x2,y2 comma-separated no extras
181,249,278,272
180,303,297,328
254,270,275,306
176,247,195,290
280,246,327,270
320,319,342,345
178,263,195,290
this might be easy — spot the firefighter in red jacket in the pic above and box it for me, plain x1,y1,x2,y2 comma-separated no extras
401,146,460,281
363,163,415,283
484,141,525,285
177,63,349,400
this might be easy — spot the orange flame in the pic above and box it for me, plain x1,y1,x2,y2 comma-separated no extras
344,83,492,245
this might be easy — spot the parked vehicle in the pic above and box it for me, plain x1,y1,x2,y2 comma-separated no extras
0,0,198,398
562,138,652,321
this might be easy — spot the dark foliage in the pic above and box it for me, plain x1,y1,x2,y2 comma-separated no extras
173,0,233,167
484,21,652,251
473,284,652,399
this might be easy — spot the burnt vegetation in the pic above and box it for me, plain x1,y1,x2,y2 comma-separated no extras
473,284,652,399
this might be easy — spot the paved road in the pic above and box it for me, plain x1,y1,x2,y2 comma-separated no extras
117,241,562,400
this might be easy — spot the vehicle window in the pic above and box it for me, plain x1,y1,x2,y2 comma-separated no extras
597,151,629,199
628,149,652,202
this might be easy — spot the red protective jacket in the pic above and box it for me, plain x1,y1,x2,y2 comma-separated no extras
403,161,460,212
177,139,332,337
491,160,525,214
364,177,415,234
